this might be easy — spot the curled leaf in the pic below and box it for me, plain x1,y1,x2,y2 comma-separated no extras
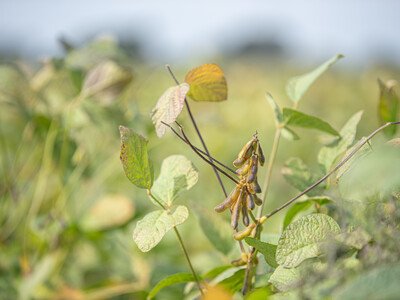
151,83,190,138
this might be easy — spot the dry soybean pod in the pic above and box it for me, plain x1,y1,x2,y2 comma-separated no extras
246,154,258,184
257,140,265,166
250,177,262,193
233,223,256,240
233,137,256,167
242,199,250,226
251,193,263,206
236,161,250,176
246,192,255,210
231,188,244,229
214,185,241,212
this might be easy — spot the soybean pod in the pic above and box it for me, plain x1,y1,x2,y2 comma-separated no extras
214,185,241,212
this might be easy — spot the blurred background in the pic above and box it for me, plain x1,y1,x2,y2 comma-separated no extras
1,1,399,299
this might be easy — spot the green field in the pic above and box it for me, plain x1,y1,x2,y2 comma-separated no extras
1,38,400,299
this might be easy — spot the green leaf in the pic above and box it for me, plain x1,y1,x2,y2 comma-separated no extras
283,108,339,136
218,269,246,293
283,202,313,230
246,287,271,299
378,79,399,138
333,264,400,300
191,202,233,255
151,83,190,138
147,273,198,299
276,214,341,268
268,266,300,292
286,54,343,104
132,205,188,252
283,197,333,229
318,111,363,173
281,127,300,141
151,155,198,207
202,265,232,279
281,157,323,195
265,92,283,125
119,126,154,189
81,60,133,98
245,237,278,268
80,194,135,231
184,63,227,101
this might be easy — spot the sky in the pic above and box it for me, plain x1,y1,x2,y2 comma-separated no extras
0,0,400,65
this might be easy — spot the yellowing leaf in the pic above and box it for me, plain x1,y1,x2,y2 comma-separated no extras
202,285,233,300
119,126,154,189
151,83,190,138
185,63,227,102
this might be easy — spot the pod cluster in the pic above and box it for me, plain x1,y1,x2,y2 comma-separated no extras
214,134,265,229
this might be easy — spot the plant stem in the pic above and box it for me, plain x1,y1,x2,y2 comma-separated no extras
259,121,400,224
174,122,240,185
173,227,204,297
147,190,204,296
241,250,257,295
257,127,282,218
147,190,166,209
166,65,228,197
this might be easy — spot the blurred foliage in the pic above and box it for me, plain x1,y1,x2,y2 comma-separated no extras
0,36,399,299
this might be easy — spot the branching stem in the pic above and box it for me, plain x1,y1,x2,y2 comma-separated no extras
174,122,241,185
161,121,239,176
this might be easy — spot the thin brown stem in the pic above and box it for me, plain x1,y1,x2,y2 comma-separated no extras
147,190,203,296
175,122,240,185
259,121,400,224
161,121,239,176
257,127,281,218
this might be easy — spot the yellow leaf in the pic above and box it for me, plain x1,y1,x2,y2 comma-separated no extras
185,63,227,102
202,285,233,300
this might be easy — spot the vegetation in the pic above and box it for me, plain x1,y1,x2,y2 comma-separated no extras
1,37,399,299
